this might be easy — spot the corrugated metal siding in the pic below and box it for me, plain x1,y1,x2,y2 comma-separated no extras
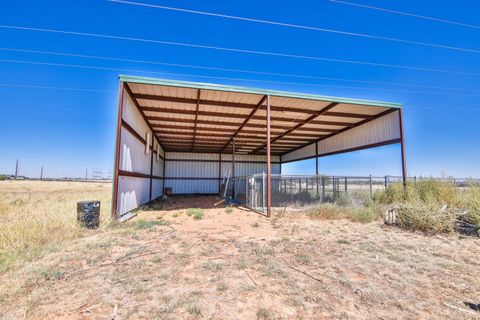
116,89,164,216
120,127,151,174
281,143,316,163
164,179,218,194
221,154,280,162
152,179,163,199
122,93,152,139
153,157,163,177
166,152,219,160
166,161,218,178
317,110,401,156
117,176,150,216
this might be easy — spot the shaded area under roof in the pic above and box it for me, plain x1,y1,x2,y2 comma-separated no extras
120,75,402,155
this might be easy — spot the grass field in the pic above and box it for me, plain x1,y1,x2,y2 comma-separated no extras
0,180,112,272
0,181,479,319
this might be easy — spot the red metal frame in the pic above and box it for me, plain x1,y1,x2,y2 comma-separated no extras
266,95,272,218
399,109,408,185
112,81,125,218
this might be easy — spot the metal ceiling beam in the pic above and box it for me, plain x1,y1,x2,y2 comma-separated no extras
134,93,338,115
221,95,267,152
142,106,372,123
251,102,339,153
191,89,201,150
148,116,353,129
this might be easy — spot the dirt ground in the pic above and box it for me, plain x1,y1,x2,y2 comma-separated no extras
1,195,480,319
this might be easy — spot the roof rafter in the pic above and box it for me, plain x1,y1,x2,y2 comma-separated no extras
251,102,339,153
191,89,201,150
221,95,267,152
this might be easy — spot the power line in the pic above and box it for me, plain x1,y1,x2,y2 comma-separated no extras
1,80,479,110
0,83,113,93
0,24,479,77
107,0,480,54
329,0,480,30
2,57,480,97
2,46,480,92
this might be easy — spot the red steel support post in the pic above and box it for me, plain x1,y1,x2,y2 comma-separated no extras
399,109,408,186
112,81,125,218
266,95,272,217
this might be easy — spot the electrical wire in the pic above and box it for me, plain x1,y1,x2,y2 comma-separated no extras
2,58,480,97
1,24,479,77
107,0,480,54
329,0,480,30
1,46,479,93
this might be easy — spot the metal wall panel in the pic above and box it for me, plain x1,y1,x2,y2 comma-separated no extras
166,152,218,160
281,143,316,163
122,93,152,139
116,90,163,217
119,127,151,174
117,176,150,216
152,178,163,199
317,110,401,156
164,179,218,194
221,154,280,162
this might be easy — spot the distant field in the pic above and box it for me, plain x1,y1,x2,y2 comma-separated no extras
0,180,112,271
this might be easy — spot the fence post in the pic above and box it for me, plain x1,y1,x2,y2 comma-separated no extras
344,176,347,194
262,172,266,213
384,175,387,189
369,175,373,197
321,177,325,201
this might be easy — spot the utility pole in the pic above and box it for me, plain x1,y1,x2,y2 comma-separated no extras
15,159,19,180
85,168,88,181
40,166,43,180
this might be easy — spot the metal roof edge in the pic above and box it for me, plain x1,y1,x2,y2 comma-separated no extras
119,75,403,109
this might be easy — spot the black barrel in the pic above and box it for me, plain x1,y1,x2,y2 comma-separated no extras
77,201,100,229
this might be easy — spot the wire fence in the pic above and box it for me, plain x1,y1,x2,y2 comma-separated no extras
232,174,480,213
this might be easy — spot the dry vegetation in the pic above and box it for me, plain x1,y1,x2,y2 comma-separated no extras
0,181,480,319
0,180,112,272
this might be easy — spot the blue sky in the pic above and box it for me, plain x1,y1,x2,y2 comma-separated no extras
1,0,479,178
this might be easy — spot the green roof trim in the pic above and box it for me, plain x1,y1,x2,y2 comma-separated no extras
119,75,403,109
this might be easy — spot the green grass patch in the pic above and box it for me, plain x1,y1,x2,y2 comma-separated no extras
130,219,169,230
186,208,204,220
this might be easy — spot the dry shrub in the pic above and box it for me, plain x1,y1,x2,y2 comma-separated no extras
306,204,379,224
395,204,457,235
374,179,480,234
0,181,112,272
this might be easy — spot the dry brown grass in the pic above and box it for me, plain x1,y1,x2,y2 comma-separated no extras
1,187,480,319
0,180,112,271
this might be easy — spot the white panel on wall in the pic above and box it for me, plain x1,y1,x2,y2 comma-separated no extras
117,176,150,216
222,154,280,162
281,143,316,163
166,161,219,178
317,110,401,156
152,179,163,200
122,93,151,139
153,157,164,177
164,179,218,194
166,152,219,160
119,127,151,174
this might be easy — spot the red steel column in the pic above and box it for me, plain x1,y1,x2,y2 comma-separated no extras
399,109,407,186
112,81,125,218
266,95,272,217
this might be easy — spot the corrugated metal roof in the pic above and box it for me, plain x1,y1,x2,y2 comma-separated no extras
120,75,402,156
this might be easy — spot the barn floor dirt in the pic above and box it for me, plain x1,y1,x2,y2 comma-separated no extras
1,196,480,319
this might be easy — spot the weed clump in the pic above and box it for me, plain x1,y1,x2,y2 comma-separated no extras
374,179,480,235
186,208,204,220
